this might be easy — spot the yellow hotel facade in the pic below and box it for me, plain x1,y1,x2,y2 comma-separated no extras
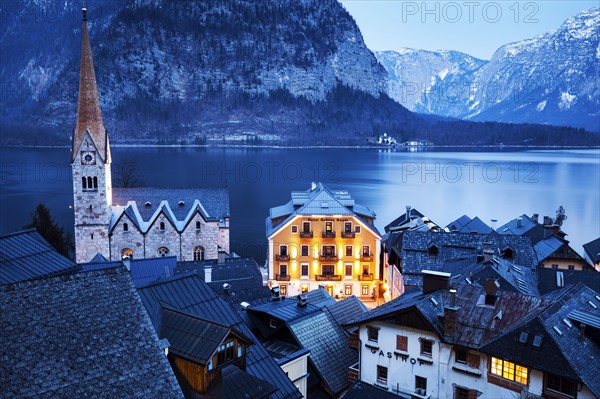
266,183,381,300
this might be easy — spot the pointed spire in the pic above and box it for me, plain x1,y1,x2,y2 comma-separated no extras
72,6,110,163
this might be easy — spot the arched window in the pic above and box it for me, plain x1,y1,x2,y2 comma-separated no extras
159,222,165,231
93,176,98,189
89,204,93,211
87,176,93,189
82,176,87,189
158,247,169,257
196,221,201,230
121,248,133,259
123,223,129,232
193,246,205,261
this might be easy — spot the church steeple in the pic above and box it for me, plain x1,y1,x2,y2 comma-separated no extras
72,7,110,163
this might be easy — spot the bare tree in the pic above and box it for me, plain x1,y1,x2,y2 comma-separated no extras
114,162,140,188
555,205,567,227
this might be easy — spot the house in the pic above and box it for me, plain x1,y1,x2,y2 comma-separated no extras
266,182,381,302
583,237,600,272
343,271,600,399
386,230,537,299
246,289,367,397
384,206,444,234
534,235,591,271
446,215,494,234
70,7,229,263
0,229,79,285
0,267,183,398
537,268,600,296
496,213,565,244
137,273,302,399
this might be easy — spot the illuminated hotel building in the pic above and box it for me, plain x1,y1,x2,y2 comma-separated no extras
266,183,382,300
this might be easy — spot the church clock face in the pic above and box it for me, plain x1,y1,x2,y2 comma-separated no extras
81,151,96,165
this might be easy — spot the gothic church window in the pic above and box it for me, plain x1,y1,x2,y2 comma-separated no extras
160,222,165,231
196,221,201,230
123,223,128,232
82,177,87,189
193,246,205,261
87,177,93,189
93,176,98,189
121,248,133,259
158,247,169,257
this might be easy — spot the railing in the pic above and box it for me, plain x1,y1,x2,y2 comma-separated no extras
358,273,374,281
322,231,336,239
316,274,342,281
276,274,291,281
523,393,543,399
361,254,373,262
276,254,290,261
300,231,313,238
319,254,338,261
348,362,359,383
341,231,355,238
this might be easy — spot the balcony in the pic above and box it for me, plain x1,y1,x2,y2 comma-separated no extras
276,254,290,261
300,231,313,238
361,254,373,262
322,231,336,239
319,254,338,262
348,362,359,383
316,274,342,281
276,274,291,281
358,273,374,281
341,231,355,239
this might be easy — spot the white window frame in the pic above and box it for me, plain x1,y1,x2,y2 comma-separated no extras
291,225,298,234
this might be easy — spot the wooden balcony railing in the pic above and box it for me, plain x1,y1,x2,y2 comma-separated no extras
316,274,342,281
322,231,336,239
276,274,291,281
276,254,290,261
348,362,359,383
361,254,373,262
319,254,338,262
358,273,374,281
342,231,355,238
300,231,313,238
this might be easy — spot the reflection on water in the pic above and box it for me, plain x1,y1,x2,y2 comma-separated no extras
1,146,598,263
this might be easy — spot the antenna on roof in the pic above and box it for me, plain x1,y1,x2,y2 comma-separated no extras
82,0,87,21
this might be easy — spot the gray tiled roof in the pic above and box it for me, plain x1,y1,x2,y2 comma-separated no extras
538,268,600,295
341,380,408,399
583,237,600,263
0,229,79,285
137,274,302,399
82,256,177,288
534,235,566,262
324,295,368,327
0,267,183,398
249,289,336,322
111,187,229,233
398,231,537,286
289,311,356,395
219,365,278,399
447,215,494,234
266,183,380,238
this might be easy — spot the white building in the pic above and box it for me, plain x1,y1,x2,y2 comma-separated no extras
71,8,229,263
343,271,600,399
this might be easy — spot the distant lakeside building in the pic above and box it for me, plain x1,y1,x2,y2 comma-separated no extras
266,183,382,301
71,8,229,263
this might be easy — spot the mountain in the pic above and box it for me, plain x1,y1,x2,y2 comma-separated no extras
376,8,600,132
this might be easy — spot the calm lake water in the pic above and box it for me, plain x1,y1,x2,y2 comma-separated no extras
1,146,598,264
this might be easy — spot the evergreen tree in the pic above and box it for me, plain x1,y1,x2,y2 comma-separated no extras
555,206,567,227
25,204,73,258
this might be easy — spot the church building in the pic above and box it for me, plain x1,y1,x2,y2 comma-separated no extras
71,8,229,264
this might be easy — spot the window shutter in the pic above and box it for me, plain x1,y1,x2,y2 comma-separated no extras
467,389,478,399
467,354,480,369
396,335,408,351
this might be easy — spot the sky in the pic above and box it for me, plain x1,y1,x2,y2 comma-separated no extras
339,1,599,59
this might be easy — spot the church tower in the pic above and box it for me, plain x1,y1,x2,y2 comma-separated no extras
72,7,112,263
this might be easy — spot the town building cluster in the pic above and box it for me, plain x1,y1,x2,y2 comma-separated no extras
1,7,599,399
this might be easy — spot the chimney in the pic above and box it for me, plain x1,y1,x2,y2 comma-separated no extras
543,216,552,226
406,205,412,221
532,214,539,223
444,288,460,338
490,219,498,230
205,266,212,283
311,182,317,191
271,286,281,301
223,283,232,295
482,242,494,263
297,294,308,307
123,259,131,271
579,323,586,342
422,270,451,294
484,279,500,306
516,217,523,228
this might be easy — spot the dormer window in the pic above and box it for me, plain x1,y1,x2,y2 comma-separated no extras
428,244,439,256
178,201,185,207
144,202,151,207
501,246,514,259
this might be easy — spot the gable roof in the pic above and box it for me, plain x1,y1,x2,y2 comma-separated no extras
538,268,600,296
0,229,79,285
324,295,368,327
266,183,380,238
160,307,251,365
218,365,278,399
82,256,178,288
583,237,600,264
534,235,567,262
248,289,336,323
137,274,302,399
446,215,494,234
0,267,183,398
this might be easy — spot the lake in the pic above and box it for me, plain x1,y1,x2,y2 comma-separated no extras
1,146,598,264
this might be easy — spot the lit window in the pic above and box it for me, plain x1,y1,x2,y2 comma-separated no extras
291,225,298,234
121,248,133,260
193,246,205,261
301,283,309,293
345,264,353,276
420,339,433,357
157,247,169,257
280,284,287,296
367,325,379,342
345,245,353,257
362,264,369,275
325,221,333,232
344,284,352,295
361,285,369,296
377,365,388,385
490,357,528,385
362,246,370,256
